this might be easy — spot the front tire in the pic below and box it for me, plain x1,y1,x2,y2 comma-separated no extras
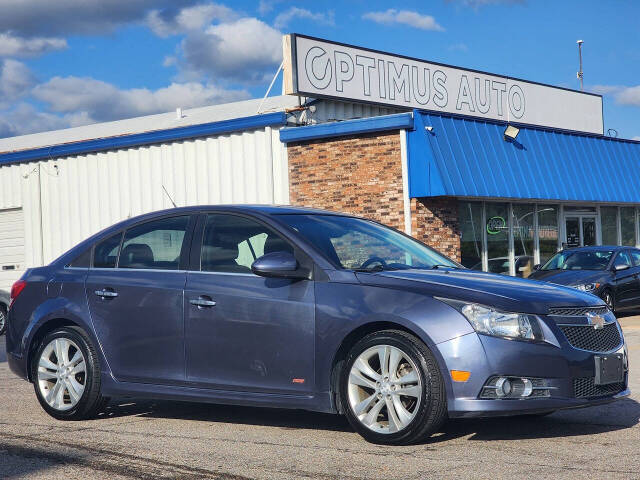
340,330,447,445
31,326,106,420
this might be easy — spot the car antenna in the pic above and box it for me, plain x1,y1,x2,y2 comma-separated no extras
162,184,177,208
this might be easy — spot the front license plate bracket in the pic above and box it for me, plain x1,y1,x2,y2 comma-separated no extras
594,354,624,385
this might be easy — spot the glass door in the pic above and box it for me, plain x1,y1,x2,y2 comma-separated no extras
564,215,597,247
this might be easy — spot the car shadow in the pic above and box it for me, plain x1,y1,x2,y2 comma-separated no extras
97,396,640,442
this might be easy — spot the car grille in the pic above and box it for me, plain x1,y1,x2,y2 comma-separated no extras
558,323,621,352
548,306,608,316
573,377,625,398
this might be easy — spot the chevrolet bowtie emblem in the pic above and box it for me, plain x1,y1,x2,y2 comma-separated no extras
586,312,605,330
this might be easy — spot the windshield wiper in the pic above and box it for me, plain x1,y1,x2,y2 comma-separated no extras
351,265,385,273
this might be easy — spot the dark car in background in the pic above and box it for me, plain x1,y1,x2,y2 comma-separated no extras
529,246,640,313
0,289,8,335
5,206,629,445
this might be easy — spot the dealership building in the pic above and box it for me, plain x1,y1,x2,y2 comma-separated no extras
0,33,639,289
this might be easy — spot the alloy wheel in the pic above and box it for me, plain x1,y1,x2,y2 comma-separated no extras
36,338,86,411
347,344,423,434
0,308,5,333
603,291,614,311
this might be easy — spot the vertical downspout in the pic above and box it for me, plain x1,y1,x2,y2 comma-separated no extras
400,129,411,236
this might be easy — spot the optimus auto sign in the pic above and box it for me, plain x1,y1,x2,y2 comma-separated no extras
283,34,603,134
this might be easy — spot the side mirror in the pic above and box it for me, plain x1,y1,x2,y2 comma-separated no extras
251,252,308,279
613,263,631,272
533,264,541,271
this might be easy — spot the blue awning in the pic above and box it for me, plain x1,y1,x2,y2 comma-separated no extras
408,110,640,203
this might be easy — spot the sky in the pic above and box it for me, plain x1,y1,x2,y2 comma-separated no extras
0,0,639,140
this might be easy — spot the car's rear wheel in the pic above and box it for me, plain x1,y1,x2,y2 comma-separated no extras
0,304,6,336
31,326,106,420
340,330,447,445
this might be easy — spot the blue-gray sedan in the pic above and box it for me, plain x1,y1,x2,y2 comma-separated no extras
5,206,630,444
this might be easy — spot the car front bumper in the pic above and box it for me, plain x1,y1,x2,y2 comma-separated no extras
436,328,629,418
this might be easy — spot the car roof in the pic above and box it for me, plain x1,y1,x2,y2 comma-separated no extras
129,204,350,217
561,245,634,252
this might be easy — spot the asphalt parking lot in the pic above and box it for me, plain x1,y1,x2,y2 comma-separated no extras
1,319,639,480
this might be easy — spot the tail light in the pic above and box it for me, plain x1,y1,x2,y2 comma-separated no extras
9,279,27,308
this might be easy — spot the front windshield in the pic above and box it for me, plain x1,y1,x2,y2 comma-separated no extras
277,214,460,271
541,250,614,271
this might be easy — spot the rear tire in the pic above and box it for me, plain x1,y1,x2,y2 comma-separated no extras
340,330,447,445
31,326,107,420
0,304,6,336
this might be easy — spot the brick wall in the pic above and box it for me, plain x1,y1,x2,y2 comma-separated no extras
287,131,462,261
288,131,405,231
412,197,461,261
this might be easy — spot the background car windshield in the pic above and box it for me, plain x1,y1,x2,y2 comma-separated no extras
277,214,459,270
542,250,614,271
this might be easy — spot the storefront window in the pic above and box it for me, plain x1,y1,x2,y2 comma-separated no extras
538,205,558,265
601,206,618,246
458,202,483,270
621,207,636,246
485,203,510,275
512,204,535,277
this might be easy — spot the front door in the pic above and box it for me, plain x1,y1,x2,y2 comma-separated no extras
564,215,597,247
184,213,315,394
86,215,192,384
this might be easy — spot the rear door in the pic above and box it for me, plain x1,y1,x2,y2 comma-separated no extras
184,213,315,394
627,249,640,307
85,215,195,384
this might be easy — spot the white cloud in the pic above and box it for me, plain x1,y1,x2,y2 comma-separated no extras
448,42,469,52
32,76,250,123
0,103,70,138
0,59,35,107
633,136,640,141
591,84,640,107
0,33,67,57
447,0,525,7
0,0,199,36
175,17,283,84
273,7,334,29
146,3,236,37
363,9,444,31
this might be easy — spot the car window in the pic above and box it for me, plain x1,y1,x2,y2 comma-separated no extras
119,216,189,270
613,251,632,269
630,250,640,267
93,232,123,268
201,214,293,273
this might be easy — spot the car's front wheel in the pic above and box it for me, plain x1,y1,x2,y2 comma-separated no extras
340,330,447,445
31,326,106,420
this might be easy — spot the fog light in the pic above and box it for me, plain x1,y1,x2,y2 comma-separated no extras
480,376,550,399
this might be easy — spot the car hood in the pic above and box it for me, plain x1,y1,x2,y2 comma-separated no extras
527,268,607,286
355,268,604,315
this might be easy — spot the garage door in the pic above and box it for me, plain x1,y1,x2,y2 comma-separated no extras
0,208,25,291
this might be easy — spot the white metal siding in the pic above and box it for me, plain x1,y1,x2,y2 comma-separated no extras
0,126,289,267
0,208,25,290
303,99,404,124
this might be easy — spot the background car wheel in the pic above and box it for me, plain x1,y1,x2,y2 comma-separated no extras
0,304,6,336
602,289,615,312
31,326,107,420
340,329,447,445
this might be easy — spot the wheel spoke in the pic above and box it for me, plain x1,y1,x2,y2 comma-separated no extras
362,398,385,427
353,357,381,382
70,361,86,376
55,381,66,409
45,380,62,406
353,392,378,417
39,355,58,371
65,379,81,403
391,395,414,427
377,346,390,377
384,396,402,433
349,370,377,390
37,369,57,380
394,370,418,385
69,351,83,367
388,348,402,381
395,385,421,398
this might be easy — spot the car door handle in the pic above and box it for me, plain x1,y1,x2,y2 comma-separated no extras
190,297,216,308
95,289,118,298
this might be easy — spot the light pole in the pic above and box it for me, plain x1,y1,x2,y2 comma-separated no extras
577,40,584,91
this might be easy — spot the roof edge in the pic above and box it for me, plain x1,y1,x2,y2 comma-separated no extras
279,113,414,143
0,111,287,166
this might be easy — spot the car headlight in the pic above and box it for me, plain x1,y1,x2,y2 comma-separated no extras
572,283,600,292
438,299,544,341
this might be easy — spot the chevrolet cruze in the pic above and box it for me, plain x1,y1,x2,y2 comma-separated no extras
5,206,630,444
